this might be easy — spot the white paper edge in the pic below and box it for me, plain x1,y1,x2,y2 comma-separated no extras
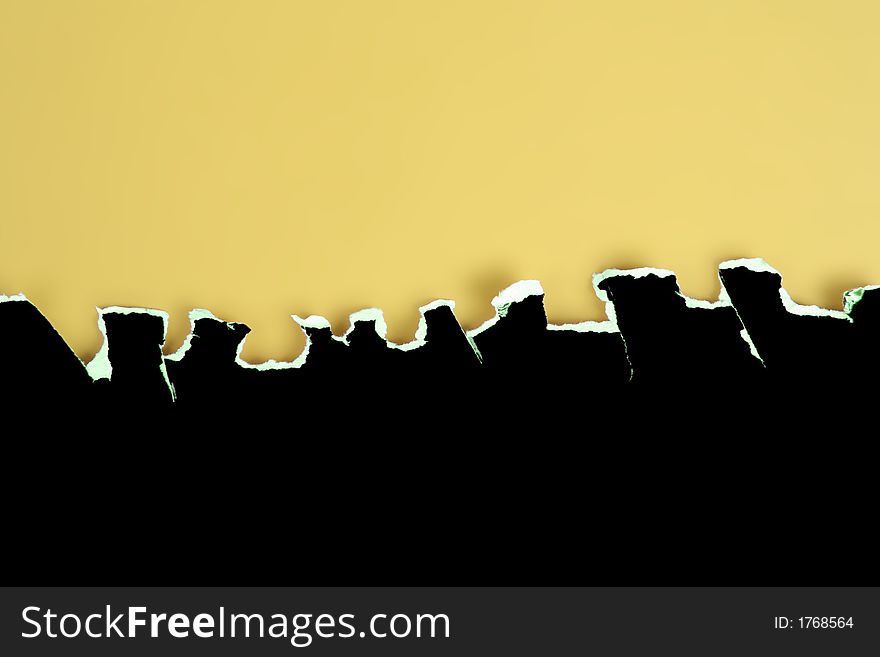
719,257,851,322
85,306,175,399
843,284,880,315
164,308,240,363
594,265,766,368
232,314,343,371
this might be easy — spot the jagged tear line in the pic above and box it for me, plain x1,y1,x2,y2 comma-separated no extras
165,309,241,363
719,257,860,365
171,281,620,376
85,306,176,401
183,302,481,372
465,280,544,340
465,279,622,368
719,258,852,322
591,268,682,383
9,258,868,395
343,299,480,359
156,307,274,372
231,315,329,371
395,300,460,354
157,308,299,372
594,265,768,370
177,309,380,372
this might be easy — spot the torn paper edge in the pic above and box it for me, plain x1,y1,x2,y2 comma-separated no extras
85,306,176,400
467,279,621,338
345,307,389,342
465,279,546,341
24,259,864,381
719,258,851,322
155,310,302,371
337,301,478,356
718,257,859,362
390,300,464,353
593,266,766,368
174,302,473,370
592,267,674,329
843,285,880,316
164,308,241,363
395,300,450,352
546,320,617,333
592,268,676,380
232,314,346,371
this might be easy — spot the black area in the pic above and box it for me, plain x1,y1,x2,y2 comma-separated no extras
92,310,174,410
847,286,880,383
718,266,853,387
2,262,875,585
596,272,763,387
471,294,630,406
0,298,91,405
164,315,253,409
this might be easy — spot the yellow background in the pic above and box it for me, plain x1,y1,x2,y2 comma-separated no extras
2,1,878,362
